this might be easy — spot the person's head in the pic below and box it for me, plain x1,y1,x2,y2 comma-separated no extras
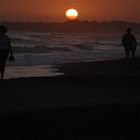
0,25,7,34
126,28,132,34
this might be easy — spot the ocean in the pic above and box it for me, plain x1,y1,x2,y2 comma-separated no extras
5,31,140,79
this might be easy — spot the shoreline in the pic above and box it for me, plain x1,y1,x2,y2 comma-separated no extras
57,57,140,76
5,57,125,79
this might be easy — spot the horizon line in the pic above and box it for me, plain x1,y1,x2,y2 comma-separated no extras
0,20,140,24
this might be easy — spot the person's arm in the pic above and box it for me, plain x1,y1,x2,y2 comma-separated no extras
7,36,13,56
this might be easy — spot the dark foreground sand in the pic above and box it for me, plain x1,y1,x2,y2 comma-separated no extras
0,58,140,139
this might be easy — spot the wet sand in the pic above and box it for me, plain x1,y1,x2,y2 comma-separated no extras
0,58,140,139
5,65,63,79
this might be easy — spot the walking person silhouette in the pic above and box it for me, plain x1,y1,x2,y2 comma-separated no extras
0,25,14,80
122,28,137,59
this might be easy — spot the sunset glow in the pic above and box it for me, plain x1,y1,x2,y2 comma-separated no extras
66,9,78,20
0,0,140,22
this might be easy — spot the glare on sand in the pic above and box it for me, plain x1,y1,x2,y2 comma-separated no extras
5,66,63,79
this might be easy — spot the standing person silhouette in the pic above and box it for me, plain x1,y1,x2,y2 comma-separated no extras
0,25,14,80
122,28,137,59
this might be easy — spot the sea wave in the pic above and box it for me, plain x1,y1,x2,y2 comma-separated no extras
72,44,93,50
11,37,27,43
13,46,72,54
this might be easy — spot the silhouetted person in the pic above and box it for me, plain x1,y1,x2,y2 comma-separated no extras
0,25,14,80
122,28,137,59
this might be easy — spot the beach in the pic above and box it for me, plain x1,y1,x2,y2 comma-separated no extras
0,58,140,139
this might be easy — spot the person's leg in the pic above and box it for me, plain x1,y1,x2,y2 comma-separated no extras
130,48,136,58
0,59,6,80
0,67,2,80
0,51,9,80
125,48,130,59
0,51,3,80
0,66,5,80
131,51,135,58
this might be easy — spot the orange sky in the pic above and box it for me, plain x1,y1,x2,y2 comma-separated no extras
0,0,140,22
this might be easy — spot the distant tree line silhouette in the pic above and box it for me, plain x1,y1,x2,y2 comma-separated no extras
0,20,140,34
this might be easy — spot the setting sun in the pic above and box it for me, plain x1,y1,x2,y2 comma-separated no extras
66,9,78,20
